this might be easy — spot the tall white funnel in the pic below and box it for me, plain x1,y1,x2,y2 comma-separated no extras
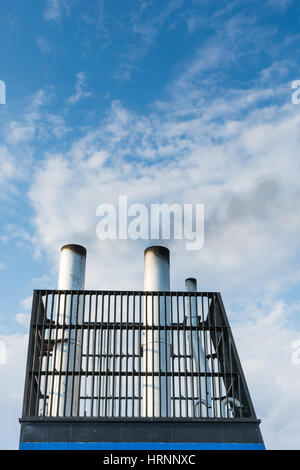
143,246,171,417
185,277,212,417
58,244,86,291
48,244,86,416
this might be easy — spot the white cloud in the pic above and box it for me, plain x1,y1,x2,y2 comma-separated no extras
232,298,300,449
0,146,19,198
113,0,185,80
267,0,292,11
46,114,72,139
15,313,30,328
0,334,28,449
44,0,69,23
0,89,71,202
20,296,32,312
0,225,39,257
29,89,300,295
4,89,47,148
36,37,51,54
67,72,92,105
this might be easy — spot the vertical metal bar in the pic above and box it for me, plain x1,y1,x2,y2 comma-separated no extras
158,293,161,417
187,292,195,418
79,294,86,417
182,295,188,417
43,292,55,417
91,294,98,417
101,293,106,417
132,294,136,417
138,294,142,417
213,294,222,418
221,324,228,418
97,294,105,416
125,293,129,417
201,294,210,417
49,292,61,417
176,294,182,418
69,292,80,416
56,292,67,417
118,293,123,417
63,292,73,417
206,294,216,417
195,294,202,418
151,292,154,417
171,295,175,417
111,293,117,416
28,291,42,416
145,292,148,417
80,293,89,416
228,336,235,417
164,293,168,417
104,294,111,417
34,293,48,416
22,291,39,417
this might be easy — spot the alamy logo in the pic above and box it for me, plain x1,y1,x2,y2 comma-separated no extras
0,80,6,104
96,196,204,251
291,340,300,366
291,80,300,105
0,340,6,365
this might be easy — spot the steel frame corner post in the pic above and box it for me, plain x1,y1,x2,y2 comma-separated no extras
215,293,257,419
21,290,41,418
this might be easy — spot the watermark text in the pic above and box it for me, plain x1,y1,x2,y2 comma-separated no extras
96,196,204,251
0,80,6,104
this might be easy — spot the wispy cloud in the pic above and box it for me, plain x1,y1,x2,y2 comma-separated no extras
15,313,30,328
36,37,51,54
44,0,70,23
267,0,292,11
0,146,20,198
0,88,73,201
15,296,32,329
113,0,185,80
20,296,32,312
67,72,92,105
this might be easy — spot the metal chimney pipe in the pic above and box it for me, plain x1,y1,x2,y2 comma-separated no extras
48,244,86,417
143,246,171,417
144,246,170,291
185,277,197,293
58,244,86,290
185,277,212,417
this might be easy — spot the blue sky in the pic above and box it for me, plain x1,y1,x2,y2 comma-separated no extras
1,0,300,449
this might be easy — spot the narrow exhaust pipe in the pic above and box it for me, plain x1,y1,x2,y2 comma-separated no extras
48,244,86,416
143,246,171,417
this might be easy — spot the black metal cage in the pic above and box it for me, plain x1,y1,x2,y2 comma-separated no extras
22,290,256,421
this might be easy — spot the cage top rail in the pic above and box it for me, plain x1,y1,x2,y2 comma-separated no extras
34,289,221,296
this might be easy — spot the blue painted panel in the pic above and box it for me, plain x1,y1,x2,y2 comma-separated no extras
20,442,266,450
